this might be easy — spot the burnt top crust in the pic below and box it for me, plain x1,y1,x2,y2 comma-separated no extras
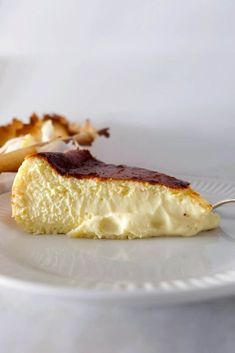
36,150,190,189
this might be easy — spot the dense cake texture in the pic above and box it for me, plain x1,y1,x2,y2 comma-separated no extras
12,150,220,238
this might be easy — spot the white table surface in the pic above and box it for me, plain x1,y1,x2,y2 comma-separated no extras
0,1,235,352
0,287,235,353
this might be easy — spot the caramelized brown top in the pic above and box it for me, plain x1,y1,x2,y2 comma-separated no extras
36,150,190,189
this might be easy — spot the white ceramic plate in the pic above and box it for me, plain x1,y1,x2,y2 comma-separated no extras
1,176,235,306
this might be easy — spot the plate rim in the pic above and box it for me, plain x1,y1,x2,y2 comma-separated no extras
1,175,235,305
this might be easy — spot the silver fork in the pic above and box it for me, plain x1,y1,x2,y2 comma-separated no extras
213,199,235,210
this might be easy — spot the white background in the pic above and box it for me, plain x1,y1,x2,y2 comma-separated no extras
0,1,235,352
0,0,235,178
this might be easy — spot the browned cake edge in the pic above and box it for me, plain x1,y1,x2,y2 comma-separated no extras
28,149,190,189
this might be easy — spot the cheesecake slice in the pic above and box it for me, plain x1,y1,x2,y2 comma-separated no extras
12,150,220,238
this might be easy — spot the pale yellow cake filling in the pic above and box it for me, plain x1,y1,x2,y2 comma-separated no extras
12,157,220,238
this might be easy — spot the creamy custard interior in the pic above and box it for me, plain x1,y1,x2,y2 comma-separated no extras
12,151,220,238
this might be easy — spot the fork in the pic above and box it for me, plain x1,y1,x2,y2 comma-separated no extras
213,199,235,210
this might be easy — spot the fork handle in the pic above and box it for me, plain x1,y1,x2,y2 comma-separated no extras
213,199,235,210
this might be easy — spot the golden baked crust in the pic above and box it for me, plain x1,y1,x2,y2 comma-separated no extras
0,113,109,147
0,113,109,172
